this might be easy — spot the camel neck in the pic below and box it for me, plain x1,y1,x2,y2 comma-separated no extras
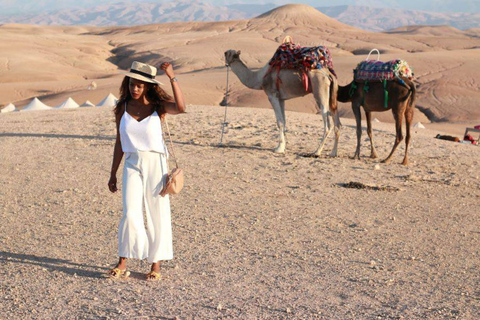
230,59,267,90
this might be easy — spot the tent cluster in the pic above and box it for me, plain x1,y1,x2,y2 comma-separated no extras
0,93,118,113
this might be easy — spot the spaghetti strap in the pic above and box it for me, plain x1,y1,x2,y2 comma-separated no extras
124,102,127,114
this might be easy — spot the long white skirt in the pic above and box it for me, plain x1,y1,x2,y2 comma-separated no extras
118,151,173,263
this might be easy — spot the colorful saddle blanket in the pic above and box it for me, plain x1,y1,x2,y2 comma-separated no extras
354,59,413,82
268,42,336,77
267,42,336,91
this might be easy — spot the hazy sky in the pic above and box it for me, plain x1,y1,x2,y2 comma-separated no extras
0,0,477,15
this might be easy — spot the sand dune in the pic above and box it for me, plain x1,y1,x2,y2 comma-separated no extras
1,4,480,126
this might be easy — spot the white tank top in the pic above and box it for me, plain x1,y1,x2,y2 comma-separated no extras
119,102,167,155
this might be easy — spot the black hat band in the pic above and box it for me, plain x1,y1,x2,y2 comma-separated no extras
129,69,155,79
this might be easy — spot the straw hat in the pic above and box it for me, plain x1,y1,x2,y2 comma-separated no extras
120,61,164,85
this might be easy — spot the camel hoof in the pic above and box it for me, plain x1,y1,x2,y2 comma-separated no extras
273,146,285,154
370,154,378,159
350,154,360,160
381,158,390,164
401,160,409,166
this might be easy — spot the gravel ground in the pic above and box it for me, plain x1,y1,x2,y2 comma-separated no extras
0,106,479,319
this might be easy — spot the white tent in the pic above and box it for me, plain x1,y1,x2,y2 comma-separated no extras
413,122,425,129
1,103,18,113
80,100,95,108
21,97,52,111
55,97,79,109
96,93,118,108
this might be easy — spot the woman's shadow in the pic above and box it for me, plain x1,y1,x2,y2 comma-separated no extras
0,251,107,279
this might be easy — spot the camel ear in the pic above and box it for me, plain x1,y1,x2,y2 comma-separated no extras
236,50,241,55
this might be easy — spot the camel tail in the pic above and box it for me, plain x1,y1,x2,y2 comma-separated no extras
329,74,338,113
337,82,353,103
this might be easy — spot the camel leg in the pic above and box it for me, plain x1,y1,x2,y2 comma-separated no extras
365,110,378,159
351,101,362,160
267,94,286,153
330,111,341,157
311,73,332,156
382,108,404,163
402,106,414,165
279,98,288,151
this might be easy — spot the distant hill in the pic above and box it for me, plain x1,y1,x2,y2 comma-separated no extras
0,1,276,26
318,5,480,31
1,0,479,15
310,0,480,13
2,1,480,31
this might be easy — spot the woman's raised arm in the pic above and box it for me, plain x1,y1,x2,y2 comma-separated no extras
160,62,186,114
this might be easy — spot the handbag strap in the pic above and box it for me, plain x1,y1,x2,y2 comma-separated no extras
161,115,179,169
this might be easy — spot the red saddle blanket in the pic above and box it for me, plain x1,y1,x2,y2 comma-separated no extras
266,41,336,91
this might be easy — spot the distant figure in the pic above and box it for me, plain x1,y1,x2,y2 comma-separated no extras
87,81,97,90
436,134,460,142
107,61,186,281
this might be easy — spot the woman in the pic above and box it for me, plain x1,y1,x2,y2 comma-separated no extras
108,61,185,280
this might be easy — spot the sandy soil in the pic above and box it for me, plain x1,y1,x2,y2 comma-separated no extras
1,105,479,319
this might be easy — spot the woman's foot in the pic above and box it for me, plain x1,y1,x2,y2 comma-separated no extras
146,261,162,281
108,257,129,278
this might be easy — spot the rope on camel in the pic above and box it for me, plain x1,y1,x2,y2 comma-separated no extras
220,63,230,146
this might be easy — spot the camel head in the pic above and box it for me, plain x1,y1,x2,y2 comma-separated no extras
224,50,241,65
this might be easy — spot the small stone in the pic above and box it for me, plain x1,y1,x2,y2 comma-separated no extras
374,164,381,170
216,304,223,311
93,297,98,301
286,307,291,314
369,260,376,267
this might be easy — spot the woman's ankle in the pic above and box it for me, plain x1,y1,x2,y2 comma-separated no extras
116,257,127,269
150,262,161,271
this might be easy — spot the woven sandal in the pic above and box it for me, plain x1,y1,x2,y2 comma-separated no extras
108,268,130,279
146,271,162,281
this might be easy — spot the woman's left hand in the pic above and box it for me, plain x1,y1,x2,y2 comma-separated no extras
160,62,175,80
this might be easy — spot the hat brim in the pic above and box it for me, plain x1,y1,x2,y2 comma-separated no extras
120,71,164,86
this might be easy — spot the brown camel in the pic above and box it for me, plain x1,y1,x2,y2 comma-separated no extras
224,49,340,156
337,78,416,165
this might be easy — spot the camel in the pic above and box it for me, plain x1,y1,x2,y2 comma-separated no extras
224,49,340,156
337,78,416,165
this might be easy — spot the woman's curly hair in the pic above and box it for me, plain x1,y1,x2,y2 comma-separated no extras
114,77,173,115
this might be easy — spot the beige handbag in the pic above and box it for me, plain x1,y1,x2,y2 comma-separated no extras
159,116,184,197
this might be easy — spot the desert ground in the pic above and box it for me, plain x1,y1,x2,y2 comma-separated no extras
1,105,479,319
1,3,480,319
